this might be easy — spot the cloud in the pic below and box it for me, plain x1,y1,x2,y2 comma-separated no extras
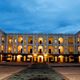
0,0,80,33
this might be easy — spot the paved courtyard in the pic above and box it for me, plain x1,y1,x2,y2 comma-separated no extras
0,66,26,80
0,63,80,80
53,67,80,80
7,63,66,80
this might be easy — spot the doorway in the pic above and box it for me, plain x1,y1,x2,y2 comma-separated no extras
37,55,44,63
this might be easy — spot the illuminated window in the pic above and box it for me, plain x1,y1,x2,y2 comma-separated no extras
58,55,64,63
1,45,4,52
18,45,23,53
38,46,43,53
77,38,80,43
14,39,17,43
48,37,53,44
48,46,53,54
28,36,33,44
58,37,64,44
1,45,4,50
1,36,5,43
68,46,74,54
59,46,64,54
28,46,33,54
8,46,12,53
18,36,23,43
68,37,74,44
38,37,43,44
8,36,13,44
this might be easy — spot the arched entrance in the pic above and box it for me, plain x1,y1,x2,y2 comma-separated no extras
17,55,22,62
37,55,44,63
58,55,64,63
48,55,54,62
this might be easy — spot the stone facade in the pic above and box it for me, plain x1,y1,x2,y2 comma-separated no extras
0,29,80,63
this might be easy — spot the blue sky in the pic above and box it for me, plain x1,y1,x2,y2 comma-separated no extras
0,0,80,33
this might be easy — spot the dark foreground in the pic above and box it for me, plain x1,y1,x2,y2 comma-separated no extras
8,63,67,80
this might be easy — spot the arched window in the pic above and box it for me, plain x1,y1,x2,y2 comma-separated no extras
38,37,43,44
48,46,53,54
68,37,74,44
58,37,64,44
8,46,12,53
48,37,53,44
28,46,33,54
1,36,5,43
1,45,4,53
28,36,33,44
8,36,13,44
59,46,64,54
77,38,80,43
68,46,74,54
18,45,23,53
18,36,23,43
38,46,43,53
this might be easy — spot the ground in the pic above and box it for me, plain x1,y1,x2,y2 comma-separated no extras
7,63,65,80
0,63,80,80
53,67,80,80
0,66,26,80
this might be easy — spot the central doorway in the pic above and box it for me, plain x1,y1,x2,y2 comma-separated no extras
37,55,44,63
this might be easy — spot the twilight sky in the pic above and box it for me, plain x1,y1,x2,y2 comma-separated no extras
0,0,80,33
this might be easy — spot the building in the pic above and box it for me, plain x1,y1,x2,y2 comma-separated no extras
0,29,80,63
